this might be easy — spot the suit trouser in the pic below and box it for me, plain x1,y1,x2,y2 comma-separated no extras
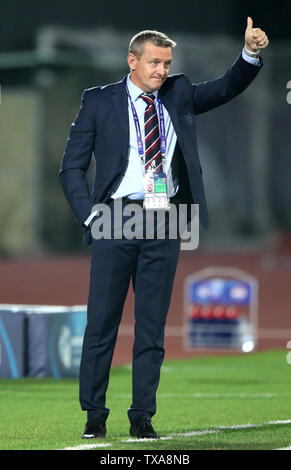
79,199,181,423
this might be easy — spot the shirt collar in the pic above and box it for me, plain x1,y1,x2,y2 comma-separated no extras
126,74,159,102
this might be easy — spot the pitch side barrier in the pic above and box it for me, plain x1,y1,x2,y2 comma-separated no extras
0,304,86,378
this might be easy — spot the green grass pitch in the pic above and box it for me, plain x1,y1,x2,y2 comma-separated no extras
0,350,291,450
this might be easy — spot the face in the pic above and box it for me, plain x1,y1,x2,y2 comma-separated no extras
128,42,173,93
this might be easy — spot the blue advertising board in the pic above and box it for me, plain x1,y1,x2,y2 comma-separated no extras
0,311,26,378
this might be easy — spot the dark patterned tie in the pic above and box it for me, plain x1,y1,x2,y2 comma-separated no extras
140,94,163,172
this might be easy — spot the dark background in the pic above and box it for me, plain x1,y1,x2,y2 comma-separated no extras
0,0,288,53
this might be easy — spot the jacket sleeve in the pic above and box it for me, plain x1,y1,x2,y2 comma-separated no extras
192,52,263,115
59,89,96,225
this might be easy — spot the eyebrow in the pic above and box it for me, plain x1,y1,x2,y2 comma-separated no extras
151,58,172,63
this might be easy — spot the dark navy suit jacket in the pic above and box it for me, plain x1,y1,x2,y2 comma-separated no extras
59,52,263,245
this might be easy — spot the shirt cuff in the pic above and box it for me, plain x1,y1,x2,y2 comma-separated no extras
84,210,99,227
242,47,260,66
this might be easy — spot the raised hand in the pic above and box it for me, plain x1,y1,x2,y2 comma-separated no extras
245,17,269,53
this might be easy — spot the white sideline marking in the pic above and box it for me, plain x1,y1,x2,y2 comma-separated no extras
61,419,291,450
63,442,112,450
114,393,276,399
276,444,291,450
124,430,219,443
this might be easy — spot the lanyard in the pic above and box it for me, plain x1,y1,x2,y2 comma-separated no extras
125,83,166,161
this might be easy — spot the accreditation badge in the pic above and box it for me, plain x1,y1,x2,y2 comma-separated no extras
143,171,171,210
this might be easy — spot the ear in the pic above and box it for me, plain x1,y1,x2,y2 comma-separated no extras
127,53,138,72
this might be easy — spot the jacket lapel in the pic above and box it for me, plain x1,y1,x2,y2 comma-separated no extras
110,77,130,159
158,91,184,153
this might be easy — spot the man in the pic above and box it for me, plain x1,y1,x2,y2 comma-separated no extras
59,18,269,439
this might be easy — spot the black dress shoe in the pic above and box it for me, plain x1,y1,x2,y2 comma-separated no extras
130,417,160,439
82,419,106,439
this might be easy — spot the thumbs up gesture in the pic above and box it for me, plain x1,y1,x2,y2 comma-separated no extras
245,17,269,52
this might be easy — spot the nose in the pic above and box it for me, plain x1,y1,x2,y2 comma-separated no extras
157,62,166,76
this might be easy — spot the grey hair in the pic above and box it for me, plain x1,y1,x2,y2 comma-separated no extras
128,30,176,58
